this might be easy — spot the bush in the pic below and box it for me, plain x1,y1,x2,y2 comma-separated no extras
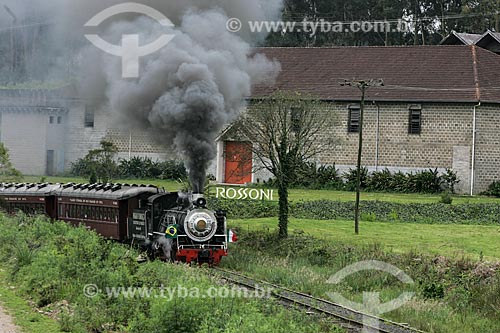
483,181,500,197
210,197,500,225
70,140,118,183
118,157,187,180
440,192,453,205
343,167,368,191
285,166,460,195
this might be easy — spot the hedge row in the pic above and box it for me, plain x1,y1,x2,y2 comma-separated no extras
208,198,500,225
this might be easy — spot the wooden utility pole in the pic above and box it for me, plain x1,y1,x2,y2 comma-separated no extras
3,5,17,72
496,0,499,32
341,79,384,235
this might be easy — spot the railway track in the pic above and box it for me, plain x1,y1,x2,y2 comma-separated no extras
212,267,425,333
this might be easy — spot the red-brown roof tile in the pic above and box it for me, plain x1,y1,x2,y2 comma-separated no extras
253,45,500,103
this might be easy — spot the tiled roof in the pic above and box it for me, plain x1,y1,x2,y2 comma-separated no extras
440,31,482,45
253,45,500,103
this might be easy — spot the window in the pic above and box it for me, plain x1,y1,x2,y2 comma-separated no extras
290,107,302,133
85,105,95,128
348,105,360,133
57,116,62,124
49,116,54,124
408,105,422,135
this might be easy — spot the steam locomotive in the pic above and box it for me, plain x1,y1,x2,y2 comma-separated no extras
0,182,229,265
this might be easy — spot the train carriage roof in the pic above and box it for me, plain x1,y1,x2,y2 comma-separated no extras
0,183,61,196
55,183,161,200
0,183,162,200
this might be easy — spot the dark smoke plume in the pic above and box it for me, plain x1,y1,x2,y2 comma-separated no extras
1,1,282,191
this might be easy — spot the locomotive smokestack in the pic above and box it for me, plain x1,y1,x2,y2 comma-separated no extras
192,193,207,208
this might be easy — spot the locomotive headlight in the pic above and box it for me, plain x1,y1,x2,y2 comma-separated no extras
195,219,207,232
184,209,218,242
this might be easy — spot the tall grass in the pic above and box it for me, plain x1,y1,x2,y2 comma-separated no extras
222,231,500,333
0,213,340,333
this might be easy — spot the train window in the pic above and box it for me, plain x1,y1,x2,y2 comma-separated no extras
85,105,95,128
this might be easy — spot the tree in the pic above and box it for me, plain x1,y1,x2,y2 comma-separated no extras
265,0,500,47
71,140,118,183
236,91,336,238
0,143,23,182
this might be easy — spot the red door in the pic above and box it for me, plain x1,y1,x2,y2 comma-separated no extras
224,141,252,184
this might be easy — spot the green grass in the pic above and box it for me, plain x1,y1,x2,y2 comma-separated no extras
230,218,500,260
286,188,500,204
0,268,63,333
222,231,500,333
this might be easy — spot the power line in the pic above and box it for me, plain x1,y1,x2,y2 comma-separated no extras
0,21,55,33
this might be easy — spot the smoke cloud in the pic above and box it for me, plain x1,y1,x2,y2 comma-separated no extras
1,0,282,192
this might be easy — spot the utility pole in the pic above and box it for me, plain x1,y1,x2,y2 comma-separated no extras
341,79,384,235
496,0,499,32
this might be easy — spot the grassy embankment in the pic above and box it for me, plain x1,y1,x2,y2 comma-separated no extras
0,269,63,333
0,213,342,333
230,218,500,260
221,231,500,333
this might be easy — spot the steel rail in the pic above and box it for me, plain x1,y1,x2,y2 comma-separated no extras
212,267,425,333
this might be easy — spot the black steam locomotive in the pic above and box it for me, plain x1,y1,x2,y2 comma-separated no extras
0,182,229,265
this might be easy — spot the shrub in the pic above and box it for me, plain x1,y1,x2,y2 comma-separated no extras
118,157,187,180
483,181,500,197
289,162,343,190
440,192,453,205
70,140,118,183
0,143,23,182
286,166,459,195
343,167,368,191
210,197,500,225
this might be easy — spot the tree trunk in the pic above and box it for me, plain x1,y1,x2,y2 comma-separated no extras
278,178,289,238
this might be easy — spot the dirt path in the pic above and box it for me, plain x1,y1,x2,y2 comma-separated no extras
0,305,20,333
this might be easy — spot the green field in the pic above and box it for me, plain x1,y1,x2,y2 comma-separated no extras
19,176,500,205
230,218,500,260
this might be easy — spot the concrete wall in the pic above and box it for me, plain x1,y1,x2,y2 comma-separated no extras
316,102,476,193
1,110,47,175
220,101,500,194
474,104,500,192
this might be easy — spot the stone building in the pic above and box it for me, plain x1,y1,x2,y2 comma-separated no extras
0,87,172,176
2,45,500,194
216,45,500,194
